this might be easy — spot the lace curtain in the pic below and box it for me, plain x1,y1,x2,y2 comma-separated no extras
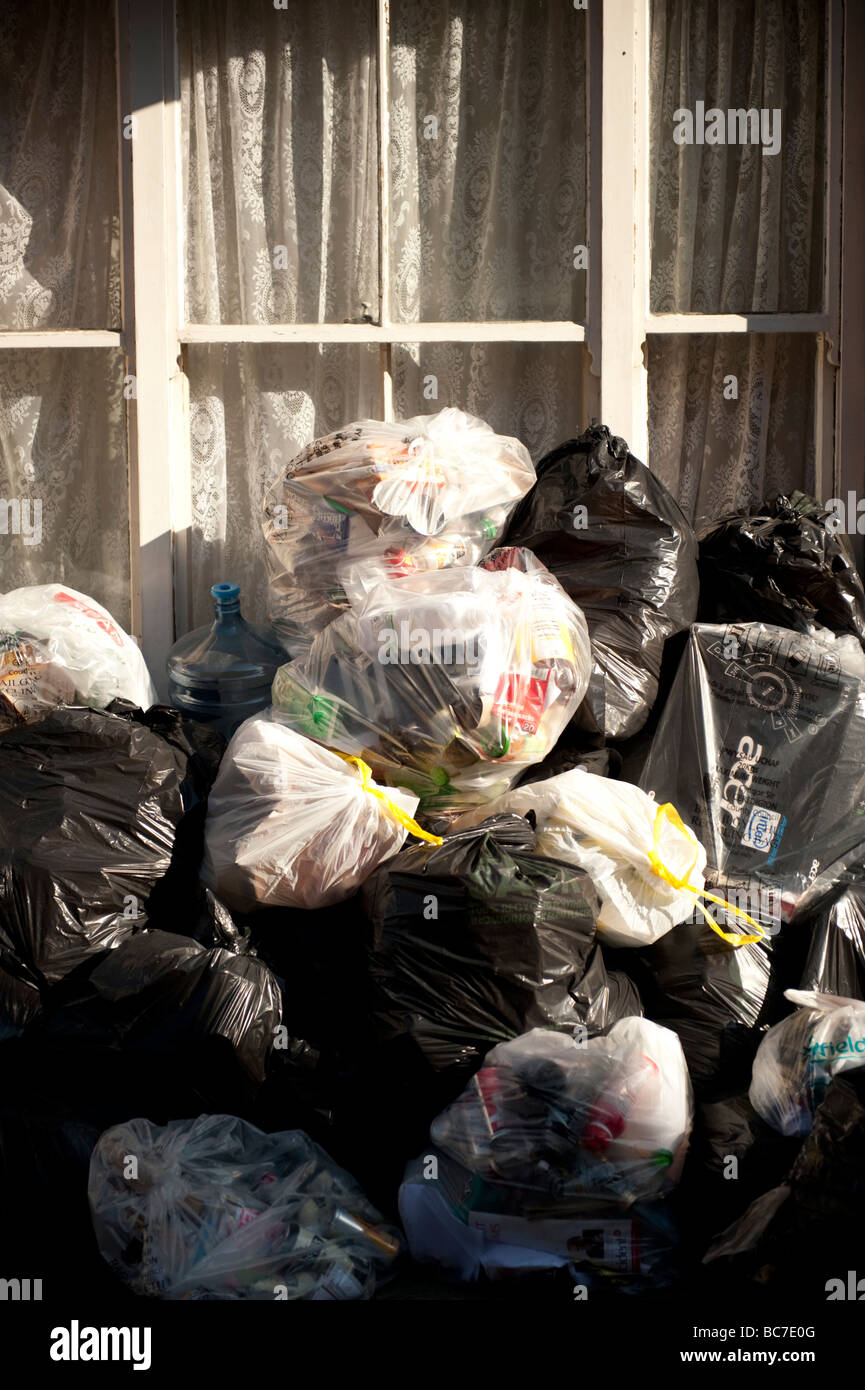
181,0,588,628
0,0,128,622
647,0,826,520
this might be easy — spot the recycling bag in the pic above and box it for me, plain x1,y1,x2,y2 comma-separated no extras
263,408,535,656
272,546,593,817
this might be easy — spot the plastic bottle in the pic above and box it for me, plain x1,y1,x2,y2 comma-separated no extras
582,1053,660,1153
167,582,286,739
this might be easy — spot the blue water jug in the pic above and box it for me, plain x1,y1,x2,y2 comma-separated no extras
167,582,286,738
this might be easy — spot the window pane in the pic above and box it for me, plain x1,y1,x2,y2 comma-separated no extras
647,333,818,522
0,350,130,625
389,0,587,322
650,0,826,313
0,0,120,329
180,0,379,325
187,343,381,627
393,343,587,458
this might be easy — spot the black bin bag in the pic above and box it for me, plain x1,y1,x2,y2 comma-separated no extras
611,922,777,1095
361,814,641,1074
0,704,223,999
639,621,865,910
698,491,865,645
703,1070,865,1290
503,423,698,739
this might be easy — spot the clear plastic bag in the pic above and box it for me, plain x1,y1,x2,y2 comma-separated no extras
428,1021,692,1199
202,711,437,912
271,547,593,818
454,767,708,948
749,988,865,1136
263,408,535,656
399,1020,691,1283
0,584,156,724
89,1114,402,1300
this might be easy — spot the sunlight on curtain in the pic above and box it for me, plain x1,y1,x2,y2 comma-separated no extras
648,0,827,510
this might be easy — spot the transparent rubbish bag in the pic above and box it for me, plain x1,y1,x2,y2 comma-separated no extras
427,1020,693,1203
749,988,865,1136
89,1114,402,1300
454,767,709,948
263,408,536,655
0,584,156,723
202,710,439,912
271,547,593,818
399,1020,691,1285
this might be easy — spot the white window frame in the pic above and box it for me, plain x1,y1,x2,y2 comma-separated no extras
2,0,854,694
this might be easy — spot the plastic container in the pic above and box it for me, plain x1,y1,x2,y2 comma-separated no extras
167,583,286,738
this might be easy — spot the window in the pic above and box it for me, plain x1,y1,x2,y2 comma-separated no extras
0,0,859,692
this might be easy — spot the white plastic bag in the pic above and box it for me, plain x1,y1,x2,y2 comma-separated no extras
203,711,439,911
0,584,156,720
262,408,535,654
455,767,707,947
398,1019,692,1283
749,988,865,1136
428,1020,693,1198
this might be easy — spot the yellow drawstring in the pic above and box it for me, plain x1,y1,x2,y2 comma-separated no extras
648,803,765,946
333,750,443,845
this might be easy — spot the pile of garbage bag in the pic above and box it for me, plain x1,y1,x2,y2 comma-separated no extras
263,408,535,656
7,413,865,1308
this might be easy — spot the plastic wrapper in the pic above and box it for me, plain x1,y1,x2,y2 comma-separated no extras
0,707,198,986
400,1020,691,1284
502,423,698,739
639,621,865,907
203,711,434,913
748,988,865,1137
0,584,156,725
454,767,707,948
361,814,641,1071
263,408,535,655
698,491,865,646
704,1069,865,1285
89,1114,402,1300
272,546,593,817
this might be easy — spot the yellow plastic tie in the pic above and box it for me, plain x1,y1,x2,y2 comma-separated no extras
647,802,765,946
333,751,443,845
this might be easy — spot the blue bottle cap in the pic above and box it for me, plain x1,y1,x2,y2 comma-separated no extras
211,582,240,603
